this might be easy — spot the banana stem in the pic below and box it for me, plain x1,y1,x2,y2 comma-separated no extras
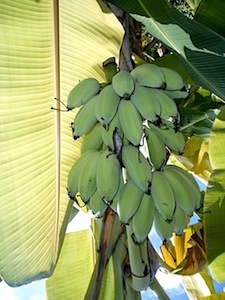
180,114,208,131
149,277,170,300
84,207,124,300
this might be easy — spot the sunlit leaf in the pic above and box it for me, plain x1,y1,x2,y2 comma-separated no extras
198,293,225,300
204,105,225,282
0,0,123,286
46,230,96,300
182,273,211,299
160,223,207,275
172,136,212,182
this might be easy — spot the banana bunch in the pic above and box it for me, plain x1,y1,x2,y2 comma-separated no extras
66,62,201,258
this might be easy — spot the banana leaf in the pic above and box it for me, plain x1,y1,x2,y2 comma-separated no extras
108,0,225,101
46,230,97,300
0,0,123,286
198,293,225,300
203,105,225,282
195,0,225,37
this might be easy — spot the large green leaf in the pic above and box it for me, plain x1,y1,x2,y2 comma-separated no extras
109,0,225,101
195,0,225,37
0,0,123,286
203,106,225,282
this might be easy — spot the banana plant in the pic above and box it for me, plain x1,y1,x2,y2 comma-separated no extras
1,0,225,299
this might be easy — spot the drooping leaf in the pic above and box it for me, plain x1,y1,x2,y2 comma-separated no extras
46,230,96,300
172,136,212,182
203,105,225,282
0,0,123,286
195,0,225,37
182,272,211,299
109,0,225,101
160,223,207,275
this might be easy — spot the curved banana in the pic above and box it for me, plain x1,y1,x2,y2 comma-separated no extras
96,150,121,204
101,112,123,152
160,67,184,91
130,86,161,122
67,77,100,110
95,84,120,129
122,144,152,193
126,225,151,291
80,122,103,154
117,179,144,224
163,90,189,99
112,70,135,98
132,193,155,244
110,172,125,213
154,209,174,243
71,94,98,139
144,126,168,170
130,63,165,88
118,99,143,146
148,122,185,154
78,150,101,203
67,150,96,202
148,88,180,124
163,165,201,210
88,189,108,218
151,170,176,222
173,205,190,236
162,165,197,217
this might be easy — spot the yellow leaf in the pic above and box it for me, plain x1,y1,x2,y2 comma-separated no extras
0,0,123,286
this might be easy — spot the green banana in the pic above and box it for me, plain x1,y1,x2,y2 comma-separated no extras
163,165,201,210
101,111,123,152
160,67,184,91
67,150,96,202
144,126,168,170
154,209,174,243
95,84,120,129
126,225,151,292
132,193,155,244
110,173,124,213
173,205,190,236
71,94,98,139
118,99,143,146
148,122,185,154
130,63,165,88
162,165,197,217
112,70,135,98
151,170,176,222
67,77,100,110
117,179,144,224
80,122,103,154
88,189,108,218
163,90,189,99
122,144,152,193
96,150,121,204
77,150,101,203
130,86,161,122
148,88,180,123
